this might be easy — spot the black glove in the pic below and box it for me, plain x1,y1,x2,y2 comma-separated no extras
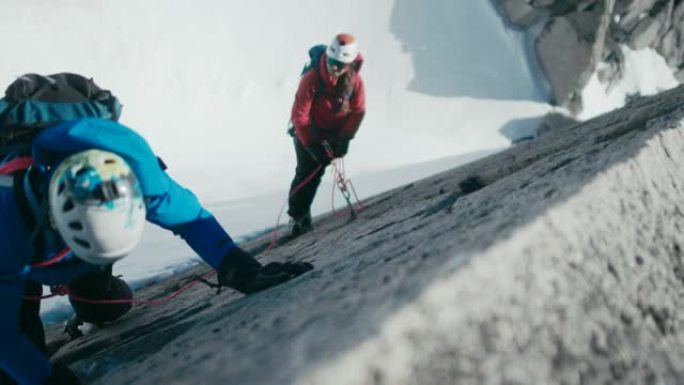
305,143,332,165
44,363,81,385
262,261,314,276
218,247,314,294
333,137,351,158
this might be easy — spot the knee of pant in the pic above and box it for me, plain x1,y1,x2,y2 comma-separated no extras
296,163,327,176
69,275,133,324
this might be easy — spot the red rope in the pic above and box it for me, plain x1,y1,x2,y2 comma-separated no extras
330,158,365,216
18,147,362,308
265,164,324,254
268,143,368,253
346,178,366,211
22,285,70,301
30,247,71,268
12,156,220,306
0,157,34,175
22,271,217,305
70,270,216,305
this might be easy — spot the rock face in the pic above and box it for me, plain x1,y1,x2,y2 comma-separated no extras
44,86,684,384
536,0,616,114
537,111,581,137
496,0,684,113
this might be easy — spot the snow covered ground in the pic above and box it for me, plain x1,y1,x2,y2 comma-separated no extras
580,46,680,120
0,0,678,318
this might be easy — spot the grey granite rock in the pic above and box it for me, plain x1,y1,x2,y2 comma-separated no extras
628,15,662,49
657,1,684,69
537,111,581,137
497,0,683,116
499,0,547,28
535,0,615,113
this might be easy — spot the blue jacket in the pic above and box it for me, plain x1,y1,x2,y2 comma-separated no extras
0,118,236,384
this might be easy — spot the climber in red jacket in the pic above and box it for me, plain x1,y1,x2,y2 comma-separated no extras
287,33,366,237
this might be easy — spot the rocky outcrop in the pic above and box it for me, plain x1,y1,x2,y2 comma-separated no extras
537,111,581,137
43,86,684,384
499,0,548,27
535,0,616,114
658,0,684,81
496,0,684,114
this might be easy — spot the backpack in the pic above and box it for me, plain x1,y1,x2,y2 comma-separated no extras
0,73,122,153
300,44,328,76
287,45,357,137
0,73,122,264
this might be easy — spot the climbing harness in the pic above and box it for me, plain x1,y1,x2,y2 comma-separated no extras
265,140,366,253
265,164,324,253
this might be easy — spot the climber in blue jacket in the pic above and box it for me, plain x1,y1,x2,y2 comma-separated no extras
0,74,312,385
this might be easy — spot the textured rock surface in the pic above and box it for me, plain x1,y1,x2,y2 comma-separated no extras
537,111,581,137
46,86,684,384
495,0,684,113
499,0,547,27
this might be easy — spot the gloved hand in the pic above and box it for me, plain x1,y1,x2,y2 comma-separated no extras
44,363,81,385
305,143,332,166
333,137,351,158
262,261,314,276
218,247,314,294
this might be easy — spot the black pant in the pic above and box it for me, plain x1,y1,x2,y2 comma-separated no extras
17,280,47,351
287,139,328,220
0,281,47,385
0,269,132,385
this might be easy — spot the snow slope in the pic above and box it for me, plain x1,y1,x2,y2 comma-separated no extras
0,0,550,203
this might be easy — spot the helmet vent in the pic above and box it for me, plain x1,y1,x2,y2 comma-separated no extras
73,237,91,249
75,167,89,177
63,199,75,212
68,221,83,231
48,149,147,264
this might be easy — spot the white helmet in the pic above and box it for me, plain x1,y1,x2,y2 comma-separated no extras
48,149,146,265
326,33,359,64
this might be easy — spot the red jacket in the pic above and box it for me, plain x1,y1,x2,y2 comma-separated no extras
291,53,366,146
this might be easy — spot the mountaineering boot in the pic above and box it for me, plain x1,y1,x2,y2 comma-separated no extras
64,315,84,339
289,212,312,238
